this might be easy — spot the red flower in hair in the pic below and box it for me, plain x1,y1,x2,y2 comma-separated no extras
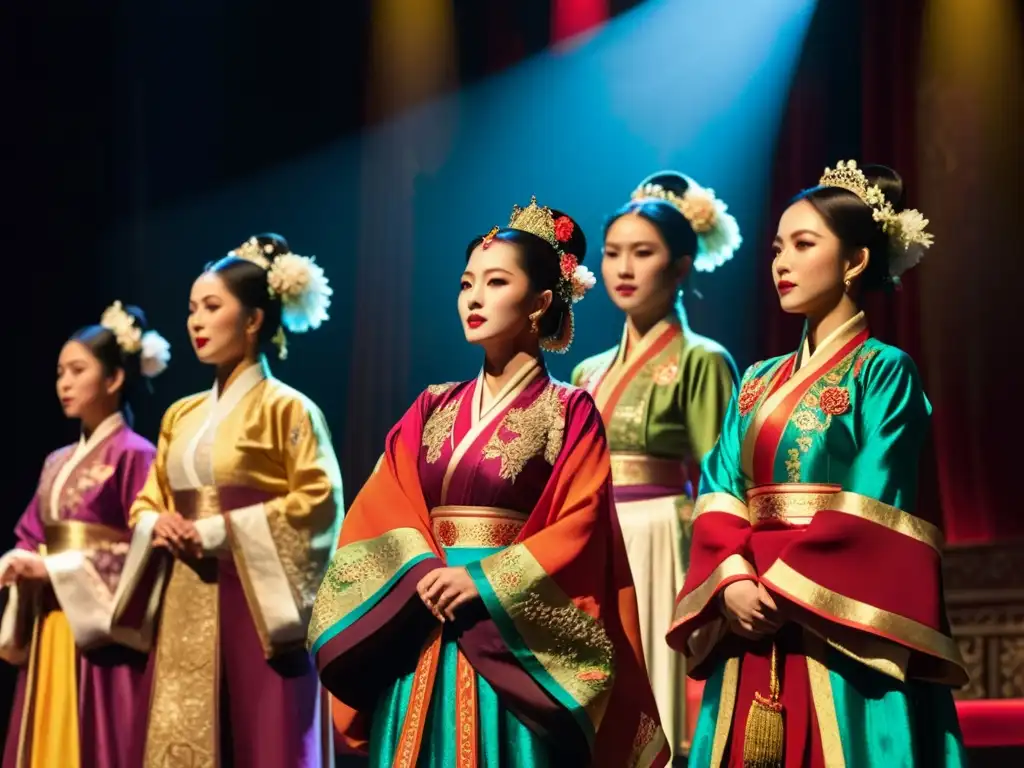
560,253,578,278
554,216,575,243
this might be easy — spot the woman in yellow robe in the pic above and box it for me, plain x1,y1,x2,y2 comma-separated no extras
113,234,343,768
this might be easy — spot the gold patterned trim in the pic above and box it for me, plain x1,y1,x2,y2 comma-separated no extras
440,362,542,504
805,632,847,768
395,626,443,768
43,520,129,554
144,560,219,767
479,543,615,732
430,506,527,549
307,528,435,647
672,554,757,625
762,559,967,685
709,656,740,768
628,712,667,768
741,313,868,480
456,650,478,768
610,453,689,489
746,483,841,526
692,492,749,522
829,491,943,551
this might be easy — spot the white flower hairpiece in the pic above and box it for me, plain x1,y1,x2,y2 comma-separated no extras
139,330,171,378
631,177,743,272
267,252,333,333
230,237,333,359
100,301,142,354
819,160,934,278
99,301,170,378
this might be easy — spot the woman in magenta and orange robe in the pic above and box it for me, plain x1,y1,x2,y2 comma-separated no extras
309,199,668,766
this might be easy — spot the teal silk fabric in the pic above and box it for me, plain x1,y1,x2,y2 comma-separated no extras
368,546,553,767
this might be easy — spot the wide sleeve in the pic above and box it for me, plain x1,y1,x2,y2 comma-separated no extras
308,389,445,753
665,365,757,669
210,396,344,655
111,404,183,650
761,348,967,686
40,445,156,653
464,391,669,767
680,345,739,462
0,490,48,665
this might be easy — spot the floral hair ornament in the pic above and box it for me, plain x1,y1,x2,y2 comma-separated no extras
503,196,596,353
99,301,171,378
631,176,743,273
229,236,334,359
818,160,934,278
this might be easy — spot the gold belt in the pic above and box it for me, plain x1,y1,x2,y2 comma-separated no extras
745,483,841,526
429,505,528,548
44,520,130,555
610,454,689,488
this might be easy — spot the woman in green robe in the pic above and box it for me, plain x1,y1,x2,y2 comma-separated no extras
572,171,742,756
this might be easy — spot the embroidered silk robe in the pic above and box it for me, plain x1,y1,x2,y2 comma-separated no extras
1,413,155,768
666,312,967,767
309,359,670,767
113,360,344,768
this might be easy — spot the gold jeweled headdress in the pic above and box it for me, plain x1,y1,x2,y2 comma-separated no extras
485,196,595,353
818,160,934,277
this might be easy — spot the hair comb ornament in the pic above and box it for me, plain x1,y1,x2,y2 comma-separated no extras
818,160,934,277
99,301,171,378
491,196,596,353
631,176,742,273
228,236,334,360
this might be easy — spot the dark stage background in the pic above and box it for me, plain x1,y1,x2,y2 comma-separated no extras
5,0,1022,760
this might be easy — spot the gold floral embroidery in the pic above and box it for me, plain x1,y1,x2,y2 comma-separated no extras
427,382,457,396
307,528,434,646
786,448,802,482
784,346,862,482
60,462,116,514
652,357,679,386
481,384,567,482
480,544,615,730
266,510,330,616
421,400,460,464
144,561,218,766
433,517,524,548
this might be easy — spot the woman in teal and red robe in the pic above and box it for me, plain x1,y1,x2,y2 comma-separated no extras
666,162,967,767
572,171,741,756
309,199,669,766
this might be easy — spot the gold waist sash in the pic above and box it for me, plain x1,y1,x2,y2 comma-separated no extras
430,505,528,549
44,520,129,555
745,483,841,526
610,453,689,488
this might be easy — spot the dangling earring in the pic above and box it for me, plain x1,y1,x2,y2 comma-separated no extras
529,312,541,335
844,278,852,292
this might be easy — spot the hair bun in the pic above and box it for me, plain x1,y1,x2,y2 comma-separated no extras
861,165,905,212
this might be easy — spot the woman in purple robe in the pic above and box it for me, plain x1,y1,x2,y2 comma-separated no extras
0,301,170,768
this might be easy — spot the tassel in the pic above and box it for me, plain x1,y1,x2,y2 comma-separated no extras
743,644,784,768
